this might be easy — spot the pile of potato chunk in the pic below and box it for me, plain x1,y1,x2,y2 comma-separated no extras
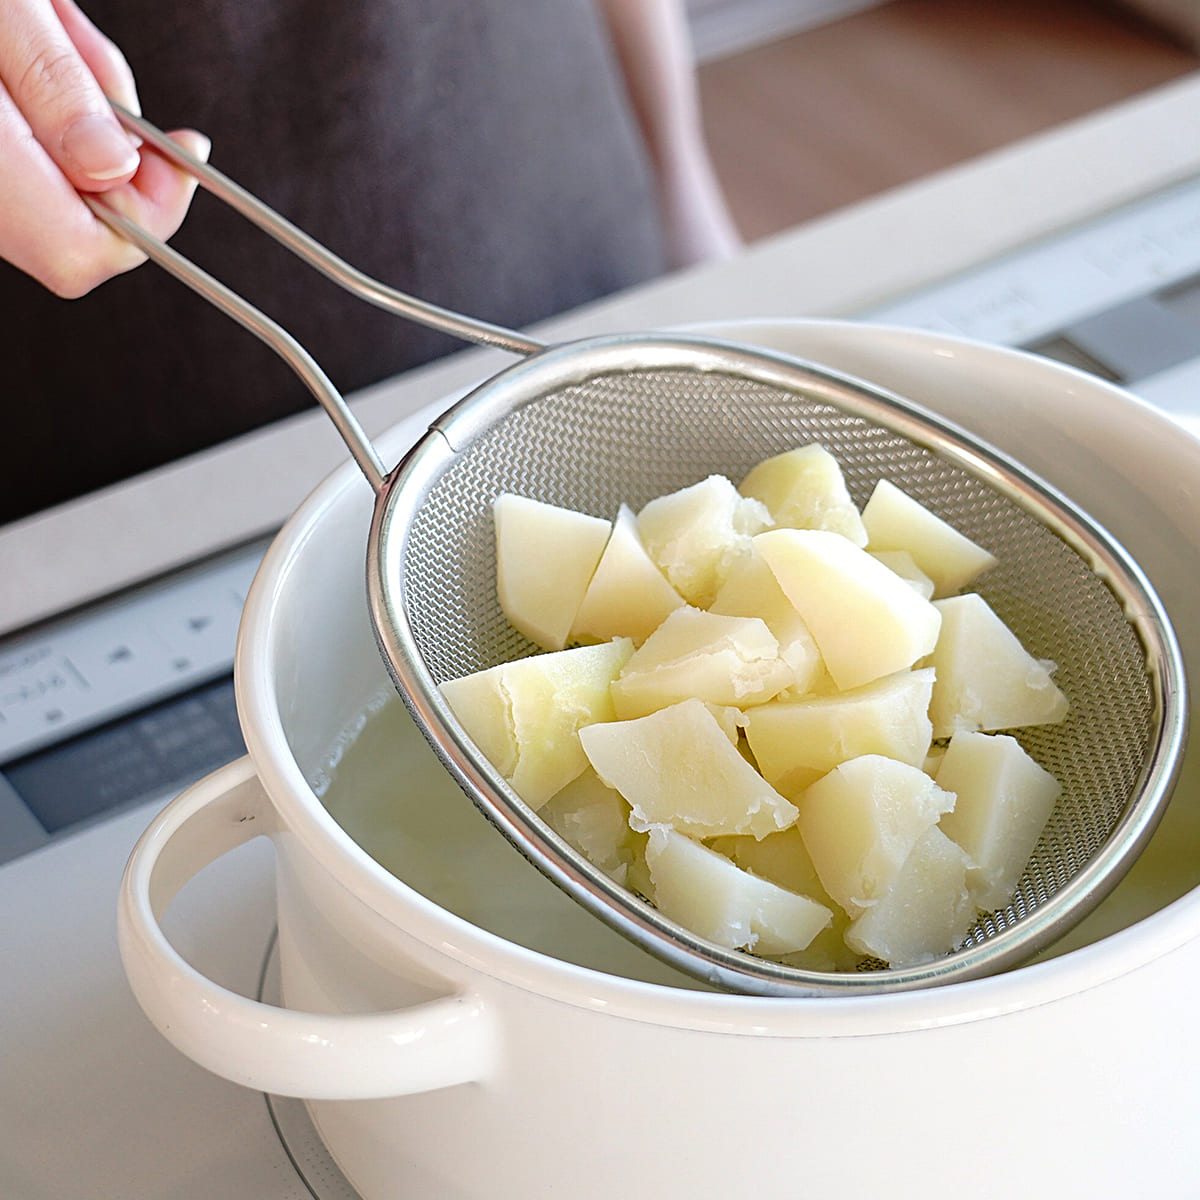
438,445,1068,970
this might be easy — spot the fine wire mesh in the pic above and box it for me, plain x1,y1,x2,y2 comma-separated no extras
400,365,1155,961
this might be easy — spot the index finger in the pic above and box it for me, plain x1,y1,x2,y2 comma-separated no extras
0,0,138,190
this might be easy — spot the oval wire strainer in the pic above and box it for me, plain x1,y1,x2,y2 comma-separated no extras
89,107,1188,997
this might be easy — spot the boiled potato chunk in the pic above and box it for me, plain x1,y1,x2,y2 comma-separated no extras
844,827,975,966
798,754,955,917
439,638,633,810
610,606,793,720
494,494,611,650
636,475,772,608
862,479,997,598
928,593,1068,738
755,528,942,691
709,551,826,694
569,504,684,646
868,550,935,600
645,826,831,954
709,827,826,898
710,829,857,969
935,730,1062,910
774,923,861,973
742,668,935,798
579,698,798,839
706,703,745,745
540,768,638,886
738,443,868,547
623,838,655,902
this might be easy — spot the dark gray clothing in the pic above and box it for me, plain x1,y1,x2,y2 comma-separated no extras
2,0,665,520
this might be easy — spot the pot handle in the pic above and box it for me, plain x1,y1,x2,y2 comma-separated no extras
118,757,498,1100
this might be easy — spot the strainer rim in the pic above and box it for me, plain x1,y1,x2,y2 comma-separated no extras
366,332,1188,997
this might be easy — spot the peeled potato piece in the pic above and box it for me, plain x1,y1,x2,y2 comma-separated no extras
611,606,793,720
861,479,997,598
579,698,798,840
540,768,638,886
743,668,935,798
494,494,611,651
569,503,685,646
709,828,826,898
706,703,745,745
645,826,831,955
868,550,935,600
636,475,772,608
711,829,858,970
935,730,1062,910
709,551,826,694
844,826,976,967
738,443,868,546
798,754,955,917
928,593,1068,738
439,638,633,810
755,528,942,691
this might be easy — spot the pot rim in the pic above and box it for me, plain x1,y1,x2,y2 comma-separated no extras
237,318,1200,1036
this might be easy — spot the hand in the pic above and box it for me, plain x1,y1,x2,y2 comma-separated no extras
597,0,742,270
0,0,208,297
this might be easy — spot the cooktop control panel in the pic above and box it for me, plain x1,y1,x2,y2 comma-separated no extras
0,542,264,862
863,175,1200,437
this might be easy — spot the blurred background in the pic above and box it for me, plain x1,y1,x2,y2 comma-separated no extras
690,0,1200,241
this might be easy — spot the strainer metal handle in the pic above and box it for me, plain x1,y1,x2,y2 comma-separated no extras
83,103,545,492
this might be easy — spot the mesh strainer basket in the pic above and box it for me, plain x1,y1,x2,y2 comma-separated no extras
369,334,1186,995
92,109,1187,997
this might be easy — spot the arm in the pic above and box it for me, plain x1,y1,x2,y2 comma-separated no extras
596,0,742,269
0,0,208,297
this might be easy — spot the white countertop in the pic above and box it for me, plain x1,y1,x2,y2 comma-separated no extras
4,71,1200,637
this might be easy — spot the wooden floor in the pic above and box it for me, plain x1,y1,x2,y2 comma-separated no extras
698,0,1200,242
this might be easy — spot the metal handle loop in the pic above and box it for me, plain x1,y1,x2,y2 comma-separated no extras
85,104,547,492
85,193,390,491
109,103,545,358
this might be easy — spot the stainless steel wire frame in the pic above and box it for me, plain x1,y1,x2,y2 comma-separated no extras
84,109,1188,996
85,102,543,493
372,334,1187,995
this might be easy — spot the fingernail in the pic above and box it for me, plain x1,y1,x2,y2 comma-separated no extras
62,113,141,181
194,134,212,162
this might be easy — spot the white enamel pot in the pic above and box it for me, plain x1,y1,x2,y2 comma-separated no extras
119,321,1200,1199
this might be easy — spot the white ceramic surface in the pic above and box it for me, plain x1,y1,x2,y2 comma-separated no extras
119,321,1200,1199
